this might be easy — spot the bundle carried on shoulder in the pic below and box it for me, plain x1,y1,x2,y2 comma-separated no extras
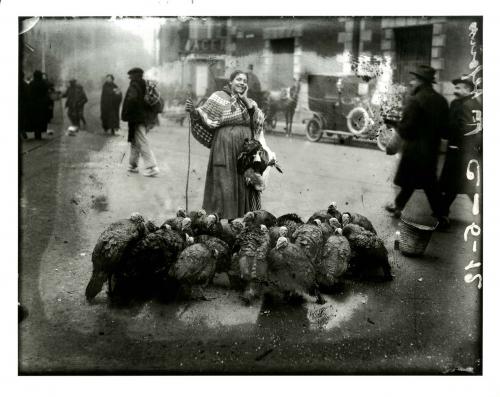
144,80,165,114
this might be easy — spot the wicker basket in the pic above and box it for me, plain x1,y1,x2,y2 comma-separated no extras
399,217,438,256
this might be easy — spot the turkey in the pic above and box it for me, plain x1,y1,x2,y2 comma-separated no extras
233,223,270,303
266,237,325,304
243,210,277,228
161,209,192,235
113,224,190,301
187,209,213,236
168,243,217,300
276,213,304,237
310,218,337,243
341,211,377,234
217,218,245,252
342,223,393,281
291,223,325,265
327,202,343,222
85,213,147,301
307,202,342,224
315,228,351,291
194,234,231,282
269,225,289,248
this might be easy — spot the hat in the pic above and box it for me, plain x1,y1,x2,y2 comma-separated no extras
409,65,437,84
452,76,475,90
127,67,144,75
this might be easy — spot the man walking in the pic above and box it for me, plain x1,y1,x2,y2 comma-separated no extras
439,76,482,217
63,79,88,130
121,67,160,177
385,65,450,228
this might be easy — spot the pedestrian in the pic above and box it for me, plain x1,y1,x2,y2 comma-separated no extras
28,70,50,140
100,74,122,135
19,71,30,140
121,67,160,177
439,76,482,218
42,72,55,128
246,64,262,107
384,65,450,228
63,79,88,130
185,70,274,219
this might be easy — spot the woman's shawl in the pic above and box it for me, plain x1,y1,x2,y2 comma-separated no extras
190,89,265,148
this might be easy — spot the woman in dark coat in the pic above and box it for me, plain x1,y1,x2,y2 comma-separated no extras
100,74,122,134
185,70,273,219
28,70,50,140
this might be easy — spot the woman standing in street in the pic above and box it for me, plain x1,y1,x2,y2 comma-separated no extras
100,74,122,135
185,70,274,219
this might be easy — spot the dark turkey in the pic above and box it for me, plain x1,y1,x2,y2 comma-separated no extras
341,212,377,234
233,223,270,303
161,209,192,235
168,243,217,300
217,218,245,252
188,209,213,236
291,223,325,265
113,225,189,301
276,213,304,237
266,237,325,304
85,213,147,301
327,202,343,222
243,210,277,228
315,229,351,290
342,223,393,281
194,234,231,280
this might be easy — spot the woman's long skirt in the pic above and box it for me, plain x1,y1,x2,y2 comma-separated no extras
203,124,261,219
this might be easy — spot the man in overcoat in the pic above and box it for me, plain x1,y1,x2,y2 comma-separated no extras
385,65,450,227
63,79,88,130
121,67,160,177
439,76,482,217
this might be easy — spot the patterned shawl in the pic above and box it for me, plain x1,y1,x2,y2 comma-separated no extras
190,87,265,148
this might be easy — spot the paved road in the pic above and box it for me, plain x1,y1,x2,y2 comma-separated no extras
19,103,481,374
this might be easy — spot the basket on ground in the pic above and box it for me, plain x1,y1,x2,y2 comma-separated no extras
399,217,438,256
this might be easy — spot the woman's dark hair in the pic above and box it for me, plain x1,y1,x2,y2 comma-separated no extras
229,70,247,82
106,74,114,81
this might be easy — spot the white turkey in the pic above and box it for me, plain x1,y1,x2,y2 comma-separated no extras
85,213,147,301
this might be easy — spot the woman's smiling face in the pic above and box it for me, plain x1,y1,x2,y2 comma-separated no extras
230,73,248,95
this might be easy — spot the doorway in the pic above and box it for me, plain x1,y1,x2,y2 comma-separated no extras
270,38,295,90
394,25,433,84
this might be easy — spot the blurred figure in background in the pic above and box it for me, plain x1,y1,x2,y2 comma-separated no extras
100,74,122,135
42,72,56,134
439,76,482,218
19,71,30,140
63,79,88,131
246,64,262,107
121,67,160,177
28,70,50,140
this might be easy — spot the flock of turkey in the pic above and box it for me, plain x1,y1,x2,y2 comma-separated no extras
85,203,394,306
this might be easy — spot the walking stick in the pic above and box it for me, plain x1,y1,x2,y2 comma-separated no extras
186,110,192,213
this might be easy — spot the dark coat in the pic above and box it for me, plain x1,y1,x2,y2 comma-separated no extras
100,82,122,130
28,77,51,132
394,84,449,189
121,78,158,142
439,95,482,194
19,78,30,133
64,83,87,111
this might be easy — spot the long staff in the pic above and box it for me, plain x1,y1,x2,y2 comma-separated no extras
185,107,191,213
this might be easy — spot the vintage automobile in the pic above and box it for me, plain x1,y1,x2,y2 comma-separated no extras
304,74,402,151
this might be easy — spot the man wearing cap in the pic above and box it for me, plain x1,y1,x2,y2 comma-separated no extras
121,67,160,177
385,65,449,227
439,76,482,217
